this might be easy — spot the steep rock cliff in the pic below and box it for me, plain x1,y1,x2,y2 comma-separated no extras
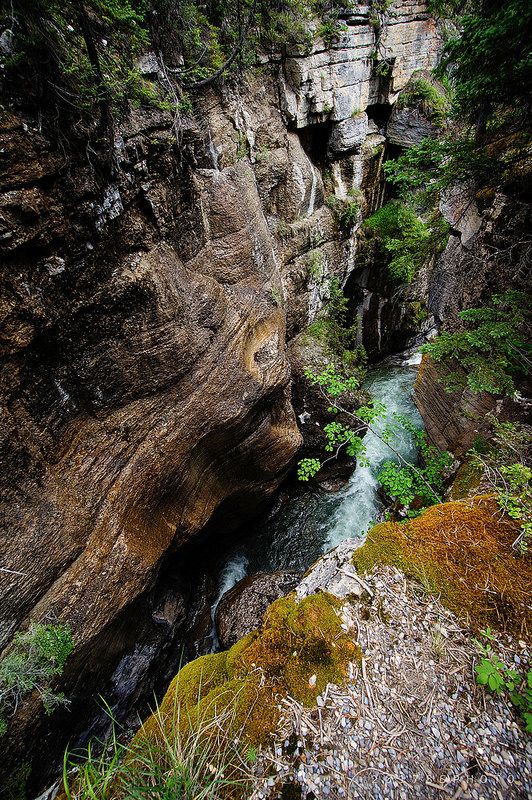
0,0,445,784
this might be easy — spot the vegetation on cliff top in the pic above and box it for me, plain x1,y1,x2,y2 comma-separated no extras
387,0,532,201
0,0,355,141
63,592,358,799
352,497,532,636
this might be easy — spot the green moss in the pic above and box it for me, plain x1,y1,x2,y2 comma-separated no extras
449,459,484,500
132,592,358,756
352,497,532,634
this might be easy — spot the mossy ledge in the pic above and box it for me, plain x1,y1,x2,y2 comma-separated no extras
352,496,531,636
130,592,359,757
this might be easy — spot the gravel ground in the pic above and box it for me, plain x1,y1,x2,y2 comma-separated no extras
248,550,531,800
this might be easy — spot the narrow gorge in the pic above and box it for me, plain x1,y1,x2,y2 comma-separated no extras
0,1,530,797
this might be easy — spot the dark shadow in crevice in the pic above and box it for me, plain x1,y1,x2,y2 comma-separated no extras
296,120,335,166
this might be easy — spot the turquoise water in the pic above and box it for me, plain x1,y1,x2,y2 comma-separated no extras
208,351,423,628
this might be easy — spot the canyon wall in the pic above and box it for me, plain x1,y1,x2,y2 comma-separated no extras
0,0,445,785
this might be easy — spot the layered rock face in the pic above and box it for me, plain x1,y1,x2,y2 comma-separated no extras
0,0,445,784
414,187,531,453
0,110,304,777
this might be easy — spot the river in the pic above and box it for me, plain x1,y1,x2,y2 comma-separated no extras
206,350,423,649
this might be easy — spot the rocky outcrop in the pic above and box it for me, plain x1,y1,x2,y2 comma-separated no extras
414,355,530,457
0,105,303,781
215,570,300,649
428,188,531,327
387,106,438,147
280,1,441,129
413,356,497,455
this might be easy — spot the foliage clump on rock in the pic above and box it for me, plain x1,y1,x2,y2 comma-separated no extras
365,201,449,284
0,623,74,737
396,74,450,128
135,592,357,748
0,0,358,143
62,591,358,798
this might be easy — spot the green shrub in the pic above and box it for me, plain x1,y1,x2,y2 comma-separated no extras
365,202,449,283
0,622,74,734
307,250,325,280
474,628,532,733
306,277,361,362
326,195,361,231
377,417,454,512
396,76,450,127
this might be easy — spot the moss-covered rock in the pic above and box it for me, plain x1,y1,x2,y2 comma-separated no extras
448,458,483,500
131,592,359,759
352,497,531,635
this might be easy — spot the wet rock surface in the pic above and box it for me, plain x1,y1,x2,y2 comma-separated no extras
215,570,301,649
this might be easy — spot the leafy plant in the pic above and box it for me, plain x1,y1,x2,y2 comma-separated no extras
468,417,532,553
378,416,454,512
474,628,532,733
296,365,450,509
422,292,532,396
365,201,449,283
0,622,74,735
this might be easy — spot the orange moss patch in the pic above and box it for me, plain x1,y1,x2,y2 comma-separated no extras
130,592,358,762
352,496,531,636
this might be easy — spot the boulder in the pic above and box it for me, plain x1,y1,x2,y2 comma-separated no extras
328,114,368,157
215,571,300,649
387,107,438,148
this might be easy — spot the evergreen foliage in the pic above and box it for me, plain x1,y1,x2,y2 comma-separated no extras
0,623,74,736
365,202,449,284
422,292,531,396
440,0,532,131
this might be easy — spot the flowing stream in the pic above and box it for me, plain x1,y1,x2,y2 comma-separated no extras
208,351,423,636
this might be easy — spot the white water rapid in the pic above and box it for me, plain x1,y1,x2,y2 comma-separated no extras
324,351,423,549
204,351,423,653
209,553,249,651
